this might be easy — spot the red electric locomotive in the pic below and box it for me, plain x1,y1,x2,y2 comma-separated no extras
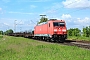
34,19,67,42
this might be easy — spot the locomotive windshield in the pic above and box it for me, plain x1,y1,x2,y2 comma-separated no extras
53,22,65,26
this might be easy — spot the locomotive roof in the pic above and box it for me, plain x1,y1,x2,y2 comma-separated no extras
48,19,65,22
37,22,48,25
37,19,65,26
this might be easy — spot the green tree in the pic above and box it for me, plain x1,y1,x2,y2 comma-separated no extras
83,27,86,37
68,28,81,36
89,26,90,37
72,29,75,36
86,26,89,37
74,28,81,36
0,30,3,35
68,28,73,36
83,26,90,37
4,29,13,35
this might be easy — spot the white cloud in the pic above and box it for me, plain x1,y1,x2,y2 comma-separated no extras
61,14,72,19
3,23,9,26
61,15,90,29
51,3,62,10
26,24,36,27
0,8,2,11
0,8,4,14
0,18,37,32
74,17,90,26
43,3,62,14
0,23,4,28
46,10,57,14
16,20,24,25
30,5,37,9
62,0,90,8
8,11,35,15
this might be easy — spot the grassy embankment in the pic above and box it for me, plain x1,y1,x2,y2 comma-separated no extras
67,36,90,41
0,35,90,60
0,35,3,39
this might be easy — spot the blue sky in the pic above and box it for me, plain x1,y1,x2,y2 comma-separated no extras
0,0,90,32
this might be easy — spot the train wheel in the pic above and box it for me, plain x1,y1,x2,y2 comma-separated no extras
50,38,53,42
45,37,50,42
42,37,45,41
59,38,65,43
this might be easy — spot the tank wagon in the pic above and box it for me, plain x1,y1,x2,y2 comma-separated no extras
34,19,67,42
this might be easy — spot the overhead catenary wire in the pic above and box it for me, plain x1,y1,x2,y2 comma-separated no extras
31,20,36,24
58,0,80,10
67,2,90,14
49,0,81,18
54,0,80,11
28,0,82,25
66,6,90,14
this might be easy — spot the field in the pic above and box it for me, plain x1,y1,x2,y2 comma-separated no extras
0,35,90,60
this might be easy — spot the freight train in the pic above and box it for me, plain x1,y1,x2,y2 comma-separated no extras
9,19,67,42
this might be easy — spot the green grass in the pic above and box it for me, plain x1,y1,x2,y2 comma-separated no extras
67,36,90,41
0,35,3,40
0,35,90,60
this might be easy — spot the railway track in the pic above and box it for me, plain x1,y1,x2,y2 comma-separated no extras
60,40,90,50
32,38,90,50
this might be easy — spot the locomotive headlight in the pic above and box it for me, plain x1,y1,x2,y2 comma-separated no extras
54,29,57,32
62,29,66,32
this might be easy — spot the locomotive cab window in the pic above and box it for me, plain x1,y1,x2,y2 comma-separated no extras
49,23,50,27
53,22,65,26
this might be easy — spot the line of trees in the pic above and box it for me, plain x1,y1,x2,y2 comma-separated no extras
68,26,90,37
83,26,90,37
0,26,90,38
0,29,13,35
68,28,81,36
